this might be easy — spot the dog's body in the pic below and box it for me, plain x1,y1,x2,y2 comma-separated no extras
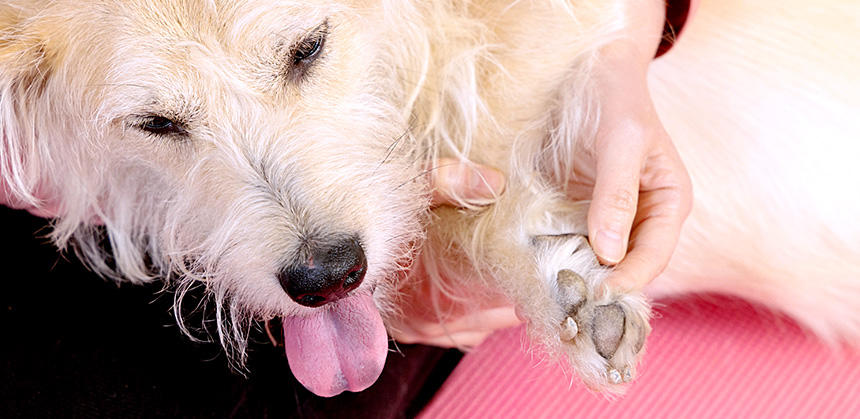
2,0,859,398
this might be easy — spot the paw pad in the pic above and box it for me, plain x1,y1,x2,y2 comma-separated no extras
552,265,649,390
556,269,587,313
591,304,625,359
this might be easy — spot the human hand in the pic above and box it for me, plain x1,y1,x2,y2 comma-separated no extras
388,159,521,348
390,2,693,348
0,183,58,218
572,1,693,290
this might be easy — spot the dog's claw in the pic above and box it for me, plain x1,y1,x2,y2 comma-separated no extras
560,316,578,341
608,369,622,384
544,240,651,390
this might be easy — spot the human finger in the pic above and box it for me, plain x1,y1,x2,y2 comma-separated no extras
391,306,520,347
429,158,506,207
606,183,691,290
587,131,645,265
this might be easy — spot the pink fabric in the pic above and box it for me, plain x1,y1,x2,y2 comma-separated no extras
421,296,860,418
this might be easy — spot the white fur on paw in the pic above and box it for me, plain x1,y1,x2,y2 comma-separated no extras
532,234,650,392
551,262,650,392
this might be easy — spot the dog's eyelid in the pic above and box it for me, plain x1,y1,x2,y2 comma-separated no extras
133,114,188,137
292,36,323,64
285,20,329,82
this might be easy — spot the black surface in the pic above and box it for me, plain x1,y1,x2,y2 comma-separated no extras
0,207,462,418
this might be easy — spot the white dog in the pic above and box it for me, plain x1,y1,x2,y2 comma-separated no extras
2,0,858,398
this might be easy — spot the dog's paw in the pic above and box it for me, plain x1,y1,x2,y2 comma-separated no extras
555,268,649,388
533,234,651,391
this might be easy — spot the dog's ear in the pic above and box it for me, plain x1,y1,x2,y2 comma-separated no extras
0,6,56,207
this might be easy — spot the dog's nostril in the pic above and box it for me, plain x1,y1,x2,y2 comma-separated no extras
343,264,366,289
278,237,367,307
297,295,327,307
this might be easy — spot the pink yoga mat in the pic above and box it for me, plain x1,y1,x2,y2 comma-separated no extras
421,296,860,418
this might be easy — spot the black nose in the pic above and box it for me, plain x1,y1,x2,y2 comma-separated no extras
277,238,367,307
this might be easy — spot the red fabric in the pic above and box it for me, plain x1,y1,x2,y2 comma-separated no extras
657,0,700,57
421,296,860,418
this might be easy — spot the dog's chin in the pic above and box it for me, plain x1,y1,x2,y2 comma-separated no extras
281,292,388,397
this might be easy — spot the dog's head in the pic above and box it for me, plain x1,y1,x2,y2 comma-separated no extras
1,0,433,396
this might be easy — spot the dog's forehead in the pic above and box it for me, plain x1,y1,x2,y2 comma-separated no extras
103,1,336,55
79,1,368,113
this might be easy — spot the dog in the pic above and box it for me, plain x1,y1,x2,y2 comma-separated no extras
2,0,859,398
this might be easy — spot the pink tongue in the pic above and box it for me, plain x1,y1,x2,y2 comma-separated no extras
282,294,388,397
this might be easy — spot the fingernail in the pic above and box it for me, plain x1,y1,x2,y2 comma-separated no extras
436,164,456,188
469,167,505,198
595,230,625,264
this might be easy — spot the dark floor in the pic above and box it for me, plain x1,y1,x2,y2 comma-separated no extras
0,207,461,418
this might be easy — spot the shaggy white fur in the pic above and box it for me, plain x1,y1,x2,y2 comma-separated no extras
1,0,858,397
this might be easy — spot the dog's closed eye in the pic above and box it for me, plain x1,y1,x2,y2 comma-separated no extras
136,115,186,137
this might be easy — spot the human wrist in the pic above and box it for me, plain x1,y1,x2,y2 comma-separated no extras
610,0,666,63
595,1,665,82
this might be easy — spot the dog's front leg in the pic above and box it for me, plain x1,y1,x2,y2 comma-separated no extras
530,232,650,391
427,190,651,392
522,196,652,391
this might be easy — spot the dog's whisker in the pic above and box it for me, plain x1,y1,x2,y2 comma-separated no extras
374,124,413,173
389,339,405,356
264,320,280,347
87,82,149,90
394,162,459,191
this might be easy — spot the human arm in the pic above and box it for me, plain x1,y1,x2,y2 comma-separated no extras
391,0,696,346
579,0,694,290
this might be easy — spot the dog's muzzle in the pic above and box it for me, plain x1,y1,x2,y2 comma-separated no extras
278,237,367,307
